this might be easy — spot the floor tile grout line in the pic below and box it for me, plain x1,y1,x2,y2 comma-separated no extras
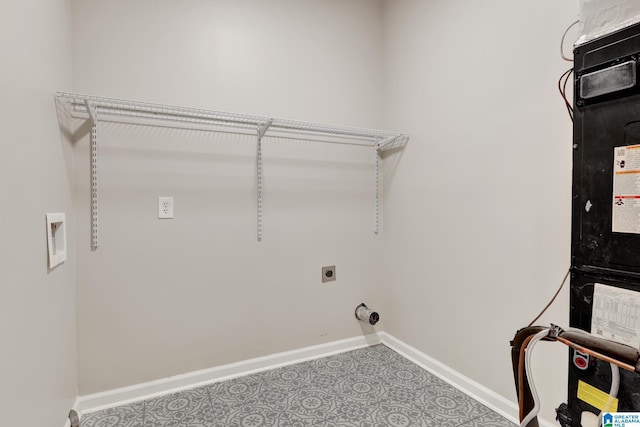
204,384,226,425
454,410,516,427
370,380,433,425
204,383,215,417
455,411,487,427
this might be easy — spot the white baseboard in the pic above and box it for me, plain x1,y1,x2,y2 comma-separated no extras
379,332,557,427
78,333,381,414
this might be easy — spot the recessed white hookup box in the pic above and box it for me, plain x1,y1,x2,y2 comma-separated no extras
46,212,67,268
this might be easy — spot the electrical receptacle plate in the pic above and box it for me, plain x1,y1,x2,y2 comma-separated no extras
158,197,174,219
322,265,336,282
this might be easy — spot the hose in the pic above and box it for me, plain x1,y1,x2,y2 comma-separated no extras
598,363,620,427
511,325,640,427
520,329,550,427
512,326,548,426
517,334,536,421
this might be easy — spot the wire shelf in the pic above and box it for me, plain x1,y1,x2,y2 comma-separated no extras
56,92,408,149
55,92,408,247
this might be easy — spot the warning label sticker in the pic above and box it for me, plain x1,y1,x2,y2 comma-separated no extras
613,145,640,234
577,380,619,412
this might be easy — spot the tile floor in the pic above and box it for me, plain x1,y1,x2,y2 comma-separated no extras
81,344,515,427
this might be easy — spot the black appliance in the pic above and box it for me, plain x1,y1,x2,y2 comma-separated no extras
568,21,640,426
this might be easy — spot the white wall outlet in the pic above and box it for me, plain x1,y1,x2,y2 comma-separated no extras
158,197,174,219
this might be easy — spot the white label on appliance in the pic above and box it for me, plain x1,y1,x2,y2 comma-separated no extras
592,283,640,348
613,145,640,234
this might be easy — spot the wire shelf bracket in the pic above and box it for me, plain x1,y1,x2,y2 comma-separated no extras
257,119,273,242
84,100,100,249
55,92,408,246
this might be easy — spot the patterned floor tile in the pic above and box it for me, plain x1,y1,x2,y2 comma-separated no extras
81,401,144,427
413,384,492,427
347,345,404,364
81,344,514,427
144,387,214,427
254,362,317,389
208,405,280,427
208,375,300,425
378,363,442,390
458,411,517,426
301,353,360,377
304,370,386,401
376,383,431,410
281,387,340,421
208,374,298,409
326,398,379,425
207,375,272,406
370,402,430,427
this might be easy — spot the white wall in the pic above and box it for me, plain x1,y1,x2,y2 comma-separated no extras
381,0,578,424
68,1,585,424
0,0,77,426
70,0,386,395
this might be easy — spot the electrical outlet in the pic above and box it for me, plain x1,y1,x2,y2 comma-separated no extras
158,197,174,219
322,265,336,283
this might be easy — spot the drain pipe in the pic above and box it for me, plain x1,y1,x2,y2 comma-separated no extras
355,303,380,325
